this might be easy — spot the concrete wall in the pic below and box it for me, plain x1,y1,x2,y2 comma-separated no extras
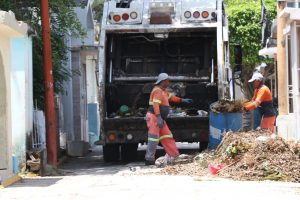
0,11,31,182
0,32,13,181
10,37,32,171
276,8,300,141
277,115,299,140
86,55,98,103
61,1,99,155
85,55,99,146
60,36,75,141
71,50,84,141
0,48,8,171
72,4,95,47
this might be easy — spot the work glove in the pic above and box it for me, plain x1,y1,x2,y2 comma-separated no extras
181,98,193,104
156,115,164,128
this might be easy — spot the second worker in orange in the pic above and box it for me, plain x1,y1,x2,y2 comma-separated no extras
244,72,276,133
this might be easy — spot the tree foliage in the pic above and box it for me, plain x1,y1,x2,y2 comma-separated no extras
224,0,276,69
223,0,276,98
0,0,86,109
92,0,105,21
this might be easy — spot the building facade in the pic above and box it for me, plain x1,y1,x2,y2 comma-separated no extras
276,0,300,140
0,11,33,184
59,0,99,156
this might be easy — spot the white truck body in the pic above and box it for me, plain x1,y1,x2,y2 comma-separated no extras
98,0,231,161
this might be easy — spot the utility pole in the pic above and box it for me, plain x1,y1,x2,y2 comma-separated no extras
40,0,57,166
277,1,287,115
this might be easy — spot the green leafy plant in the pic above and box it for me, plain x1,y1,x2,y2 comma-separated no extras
0,0,86,109
225,0,276,68
224,0,276,98
92,0,104,21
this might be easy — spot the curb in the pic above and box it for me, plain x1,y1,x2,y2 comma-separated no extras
0,175,22,189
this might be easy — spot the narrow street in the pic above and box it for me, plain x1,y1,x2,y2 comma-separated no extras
1,1,300,199
1,146,300,200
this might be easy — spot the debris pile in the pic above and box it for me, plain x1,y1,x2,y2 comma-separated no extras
160,130,300,182
109,106,148,118
26,151,41,172
169,82,186,97
109,105,208,118
169,107,208,117
210,99,247,113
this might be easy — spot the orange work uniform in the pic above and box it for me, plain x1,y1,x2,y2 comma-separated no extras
145,86,181,162
244,85,276,133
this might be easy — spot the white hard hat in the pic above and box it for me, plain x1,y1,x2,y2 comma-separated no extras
260,62,267,68
155,73,169,85
248,72,264,82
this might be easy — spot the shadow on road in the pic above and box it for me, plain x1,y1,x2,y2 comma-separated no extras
9,178,62,188
58,144,199,176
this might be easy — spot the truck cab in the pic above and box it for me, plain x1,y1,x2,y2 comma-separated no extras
98,0,231,162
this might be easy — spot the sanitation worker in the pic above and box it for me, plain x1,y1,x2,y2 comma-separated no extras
244,72,276,133
145,73,193,165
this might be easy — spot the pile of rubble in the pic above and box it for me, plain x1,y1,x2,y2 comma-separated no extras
26,151,41,173
109,106,148,118
210,99,247,113
160,130,300,182
109,105,208,118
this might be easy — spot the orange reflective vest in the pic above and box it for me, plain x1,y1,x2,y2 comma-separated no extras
148,86,181,117
244,85,275,117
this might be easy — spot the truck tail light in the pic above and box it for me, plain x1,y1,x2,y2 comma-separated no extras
184,11,191,19
108,133,116,141
113,15,121,22
202,11,209,18
193,11,200,18
122,13,129,21
130,12,138,19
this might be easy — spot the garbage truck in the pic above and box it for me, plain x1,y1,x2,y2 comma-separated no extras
97,0,232,161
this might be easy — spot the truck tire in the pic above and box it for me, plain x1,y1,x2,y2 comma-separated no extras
121,143,138,162
103,144,120,162
199,141,208,152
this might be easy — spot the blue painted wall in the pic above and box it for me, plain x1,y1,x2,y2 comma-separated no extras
88,103,99,146
10,37,32,173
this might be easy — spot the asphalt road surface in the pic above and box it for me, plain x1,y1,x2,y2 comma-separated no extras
1,145,300,200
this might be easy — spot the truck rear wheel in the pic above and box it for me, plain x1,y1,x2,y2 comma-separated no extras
121,143,138,162
199,141,208,152
103,144,120,162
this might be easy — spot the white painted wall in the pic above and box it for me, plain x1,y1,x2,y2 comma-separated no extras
0,11,30,181
277,115,299,140
0,27,15,181
60,36,75,141
10,37,33,170
0,43,8,171
85,55,100,145
25,38,33,141
86,55,98,103
277,9,300,141
60,1,99,152
72,4,95,47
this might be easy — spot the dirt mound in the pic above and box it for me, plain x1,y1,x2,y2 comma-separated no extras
160,130,300,182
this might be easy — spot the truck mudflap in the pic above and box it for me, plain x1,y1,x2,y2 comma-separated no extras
103,116,209,144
